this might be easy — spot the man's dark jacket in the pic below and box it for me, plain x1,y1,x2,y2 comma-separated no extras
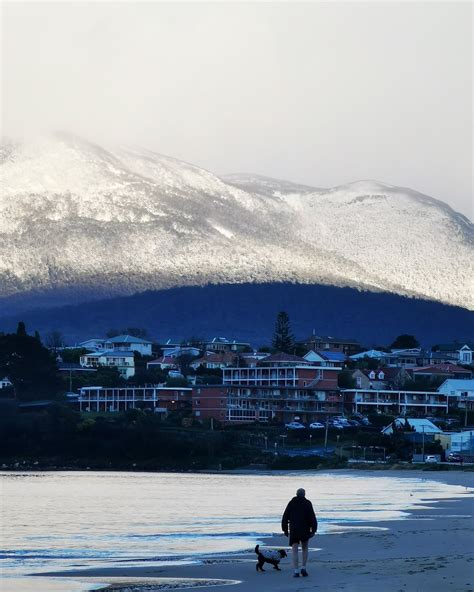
281,496,318,545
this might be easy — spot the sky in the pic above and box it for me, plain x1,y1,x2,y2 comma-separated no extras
2,1,472,219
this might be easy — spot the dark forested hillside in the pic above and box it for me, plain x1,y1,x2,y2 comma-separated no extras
0,283,472,347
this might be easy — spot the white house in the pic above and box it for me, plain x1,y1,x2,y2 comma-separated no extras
80,351,135,379
458,345,473,365
304,350,346,367
106,335,153,356
0,377,13,389
448,430,474,454
438,378,474,402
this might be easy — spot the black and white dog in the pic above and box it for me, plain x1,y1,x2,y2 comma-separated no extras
255,544,287,571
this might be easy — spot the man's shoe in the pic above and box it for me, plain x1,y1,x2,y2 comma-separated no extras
300,568,308,577
293,572,300,577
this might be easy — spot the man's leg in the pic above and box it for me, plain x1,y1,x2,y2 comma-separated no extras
300,540,309,576
292,543,299,575
301,540,309,567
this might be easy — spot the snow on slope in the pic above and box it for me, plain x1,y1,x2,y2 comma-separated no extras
0,133,472,311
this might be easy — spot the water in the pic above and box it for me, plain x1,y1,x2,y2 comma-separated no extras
0,470,472,589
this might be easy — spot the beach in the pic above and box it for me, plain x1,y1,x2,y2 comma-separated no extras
27,470,474,592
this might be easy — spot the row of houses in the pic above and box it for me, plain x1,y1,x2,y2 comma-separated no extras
72,353,474,423
74,333,474,378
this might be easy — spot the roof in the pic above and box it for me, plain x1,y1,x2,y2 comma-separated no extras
107,335,153,344
433,342,474,352
195,352,238,364
148,356,178,365
258,353,311,365
299,335,359,344
412,364,471,375
382,418,442,435
378,366,405,380
350,349,387,360
317,351,346,362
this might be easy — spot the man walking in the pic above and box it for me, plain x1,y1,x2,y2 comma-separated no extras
281,487,318,578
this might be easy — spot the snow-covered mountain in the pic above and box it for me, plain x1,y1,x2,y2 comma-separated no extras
0,133,472,313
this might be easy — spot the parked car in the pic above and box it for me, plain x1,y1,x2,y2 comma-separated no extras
168,370,184,378
424,455,439,464
309,422,325,430
347,419,362,426
447,453,463,463
285,421,306,430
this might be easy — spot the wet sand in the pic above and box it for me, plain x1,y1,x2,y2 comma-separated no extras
34,471,474,592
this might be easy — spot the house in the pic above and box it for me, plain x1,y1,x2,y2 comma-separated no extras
304,350,346,367
106,335,153,356
238,351,270,367
431,342,474,365
381,418,443,436
203,337,251,353
190,351,239,370
446,430,474,455
350,367,410,390
161,345,201,358
380,366,412,388
411,364,472,383
437,379,474,410
385,348,431,368
79,351,135,379
297,333,360,356
147,356,180,371
0,377,13,389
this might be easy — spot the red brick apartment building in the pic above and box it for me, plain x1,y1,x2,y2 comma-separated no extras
220,353,342,424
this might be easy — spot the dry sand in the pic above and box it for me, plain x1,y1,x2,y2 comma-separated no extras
36,471,474,592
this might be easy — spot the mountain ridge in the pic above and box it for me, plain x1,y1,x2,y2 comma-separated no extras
1,133,472,312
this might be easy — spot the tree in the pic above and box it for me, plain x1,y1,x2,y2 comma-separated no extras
338,369,356,389
45,330,65,350
271,311,295,353
390,334,420,349
0,331,60,401
176,353,197,376
16,322,27,337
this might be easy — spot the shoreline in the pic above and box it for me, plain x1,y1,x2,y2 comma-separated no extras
26,470,474,592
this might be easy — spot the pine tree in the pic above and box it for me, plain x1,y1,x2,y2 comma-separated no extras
271,311,295,353
16,321,27,337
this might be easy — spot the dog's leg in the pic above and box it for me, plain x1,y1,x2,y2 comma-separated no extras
272,561,281,571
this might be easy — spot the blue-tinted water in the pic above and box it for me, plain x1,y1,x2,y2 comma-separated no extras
0,470,472,589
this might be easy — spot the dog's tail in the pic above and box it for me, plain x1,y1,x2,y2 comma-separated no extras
254,544,260,554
